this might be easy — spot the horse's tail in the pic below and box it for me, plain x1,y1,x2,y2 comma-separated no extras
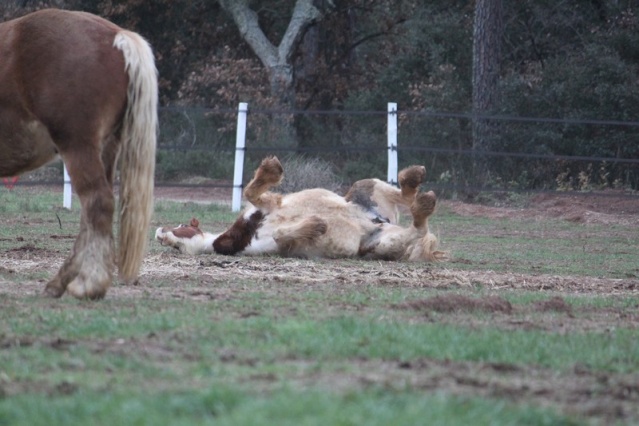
113,30,158,282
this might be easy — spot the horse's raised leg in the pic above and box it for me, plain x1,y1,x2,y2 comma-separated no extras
243,156,284,212
406,191,446,262
345,165,426,224
363,190,438,261
398,165,426,204
410,190,437,230
44,150,115,300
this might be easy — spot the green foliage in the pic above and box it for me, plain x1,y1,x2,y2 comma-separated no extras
496,43,639,189
156,108,236,181
5,1,639,190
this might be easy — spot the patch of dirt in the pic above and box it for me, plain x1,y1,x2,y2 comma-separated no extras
446,191,639,226
3,250,638,312
390,293,631,334
6,244,50,257
154,181,232,206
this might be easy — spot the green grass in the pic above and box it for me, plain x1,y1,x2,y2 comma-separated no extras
435,204,639,278
2,188,638,424
0,188,70,213
4,301,637,374
2,296,593,425
0,387,577,426
154,199,237,224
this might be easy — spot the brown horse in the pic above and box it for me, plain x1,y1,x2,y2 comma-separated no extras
156,157,446,262
0,9,158,299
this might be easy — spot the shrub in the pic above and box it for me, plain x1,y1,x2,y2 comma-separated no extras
276,155,342,194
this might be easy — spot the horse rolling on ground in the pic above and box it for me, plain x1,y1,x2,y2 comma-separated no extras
156,156,446,261
0,9,158,299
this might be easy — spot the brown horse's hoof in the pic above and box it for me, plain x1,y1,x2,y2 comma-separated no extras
43,281,66,298
411,191,437,228
67,276,109,300
398,165,426,190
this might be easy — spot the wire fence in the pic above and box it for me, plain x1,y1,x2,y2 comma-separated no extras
7,106,639,205
155,105,639,199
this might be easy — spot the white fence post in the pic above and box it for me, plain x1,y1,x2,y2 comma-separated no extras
63,164,72,210
232,102,248,212
387,102,398,186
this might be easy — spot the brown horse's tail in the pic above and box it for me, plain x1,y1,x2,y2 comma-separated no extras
113,30,158,282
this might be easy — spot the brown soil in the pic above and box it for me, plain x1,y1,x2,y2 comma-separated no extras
447,191,639,226
154,180,233,206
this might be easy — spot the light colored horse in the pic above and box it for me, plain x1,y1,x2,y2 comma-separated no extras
0,9,158,299
156,157,446,261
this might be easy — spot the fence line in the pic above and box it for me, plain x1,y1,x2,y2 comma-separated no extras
228,102,400,211
159,105,639,128
5,103,637,209
191,102,638,211
154,143,639,165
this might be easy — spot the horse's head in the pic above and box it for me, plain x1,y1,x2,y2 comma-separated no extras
155,217,217,255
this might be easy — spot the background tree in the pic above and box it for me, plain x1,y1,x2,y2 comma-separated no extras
216,0,332,148
3,0,639,189
472,0,503,180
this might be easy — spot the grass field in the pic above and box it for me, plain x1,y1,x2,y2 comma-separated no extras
1,187,638,425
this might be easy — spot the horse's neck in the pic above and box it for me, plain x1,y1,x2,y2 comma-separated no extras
183,232,217,255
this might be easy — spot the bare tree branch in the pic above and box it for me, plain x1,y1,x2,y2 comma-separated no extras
217,0,278,68
279,0,322,62
218,0,323,69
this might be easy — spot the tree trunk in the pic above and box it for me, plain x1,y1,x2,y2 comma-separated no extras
217,0,325,149
472,0,503,180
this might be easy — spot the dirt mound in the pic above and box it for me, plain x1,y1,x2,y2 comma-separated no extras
532,296,573,315
396,294,513,314
6,244,49,257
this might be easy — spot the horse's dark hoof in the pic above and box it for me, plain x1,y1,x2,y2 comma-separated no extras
42,284,65,298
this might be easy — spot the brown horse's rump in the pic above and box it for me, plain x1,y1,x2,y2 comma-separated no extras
0,9,158,299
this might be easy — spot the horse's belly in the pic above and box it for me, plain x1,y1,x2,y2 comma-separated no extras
316,219,369,258
269,192,374,258
242,222,278,255
0,118,58,177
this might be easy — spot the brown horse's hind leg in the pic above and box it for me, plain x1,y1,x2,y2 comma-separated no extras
365,190,437,261
410,190,437,229
273,216,328,257
44,151,115,300
243,156,284,212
